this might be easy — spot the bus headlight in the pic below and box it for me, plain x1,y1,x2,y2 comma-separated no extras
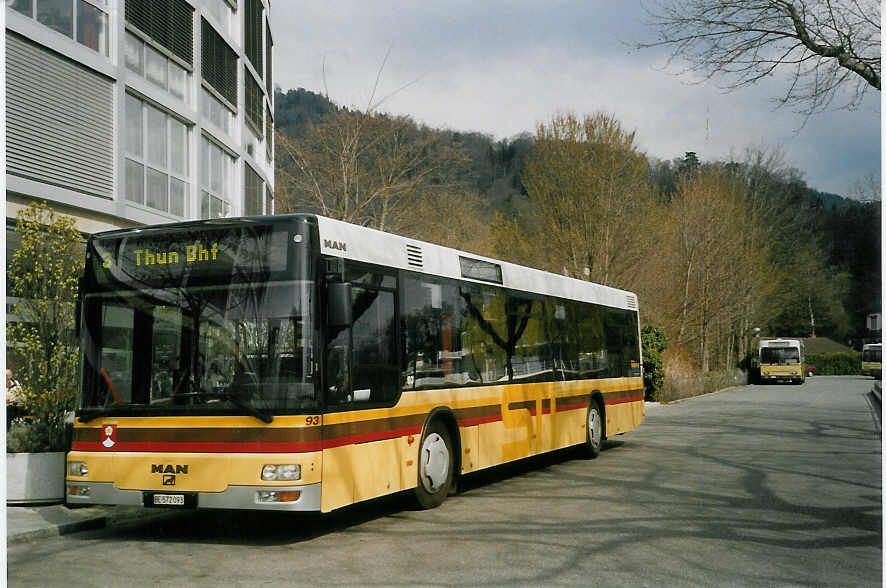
262,464,301,481
68,462,88,477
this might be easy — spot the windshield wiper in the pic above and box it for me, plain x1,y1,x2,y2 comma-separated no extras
173,391,274,424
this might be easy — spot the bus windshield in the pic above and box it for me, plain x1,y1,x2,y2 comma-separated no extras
863,348,881,362
78,221,317,418
761,347,800,365
81,281,315,416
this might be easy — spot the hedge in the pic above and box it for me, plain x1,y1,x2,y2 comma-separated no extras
805,352,861,375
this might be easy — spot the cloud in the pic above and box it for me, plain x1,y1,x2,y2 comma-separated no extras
272,2,880,195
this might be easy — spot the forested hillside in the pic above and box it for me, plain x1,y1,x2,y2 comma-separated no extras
273,88,881,371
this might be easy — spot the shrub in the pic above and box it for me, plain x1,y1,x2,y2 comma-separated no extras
805,352,861,375
641,325,667,401
6,202,83,452
6,419,52,453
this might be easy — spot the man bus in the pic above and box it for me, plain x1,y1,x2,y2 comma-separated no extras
862,343,881,379
66,214,644,512
758,338,805,385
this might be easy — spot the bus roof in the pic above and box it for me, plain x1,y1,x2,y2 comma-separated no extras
759,338,803,348
863,343,881,350
87,214,639,313
315,215,639,312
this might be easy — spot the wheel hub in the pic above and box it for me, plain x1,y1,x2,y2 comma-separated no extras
588,408,602,446
420,433,449,493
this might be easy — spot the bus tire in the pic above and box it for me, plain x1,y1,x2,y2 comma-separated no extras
414,420,454,509
580,397,604,459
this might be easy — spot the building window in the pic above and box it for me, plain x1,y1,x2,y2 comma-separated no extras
265,20,273,95
200,135,234,219
265,104,273,163
76,0,106,53
200,87,234,135
9,1,33,18
125,32,190,102
204,0,233,36
11,0,109,55
244,164,263,216
37,0,73,37
244,67,263,139
125,93,190,217
244,0,262,77
125,0,194,66
201,18,237,108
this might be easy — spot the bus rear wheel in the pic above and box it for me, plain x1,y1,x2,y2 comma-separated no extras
580,398,604,459
414,421,454,509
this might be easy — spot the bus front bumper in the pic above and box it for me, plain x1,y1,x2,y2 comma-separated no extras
65,481,322,511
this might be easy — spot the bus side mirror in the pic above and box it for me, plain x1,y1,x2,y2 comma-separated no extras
327,282,352,328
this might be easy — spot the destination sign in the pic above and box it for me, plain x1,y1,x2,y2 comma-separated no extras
88,225,289,288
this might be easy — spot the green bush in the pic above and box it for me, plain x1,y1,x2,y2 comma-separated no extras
6,419,52,453
641,325,667,401
805,352,861,375
6,202,82,452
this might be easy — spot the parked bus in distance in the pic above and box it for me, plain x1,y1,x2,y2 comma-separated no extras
861,343,881,379
758,338,805,384
66,215,644,512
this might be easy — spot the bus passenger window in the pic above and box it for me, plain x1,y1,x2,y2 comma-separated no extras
351,288,396,403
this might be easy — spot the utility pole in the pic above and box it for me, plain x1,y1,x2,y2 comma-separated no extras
808,295,816,337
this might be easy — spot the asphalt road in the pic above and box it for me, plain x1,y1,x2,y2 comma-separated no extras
8,376,882,587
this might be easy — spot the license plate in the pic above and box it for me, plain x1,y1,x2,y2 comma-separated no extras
153,494,185,506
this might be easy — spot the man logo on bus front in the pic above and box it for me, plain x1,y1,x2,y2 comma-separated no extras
102,425,117,448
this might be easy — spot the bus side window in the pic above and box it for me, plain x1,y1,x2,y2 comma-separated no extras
351,288,397,403
325,267,398,407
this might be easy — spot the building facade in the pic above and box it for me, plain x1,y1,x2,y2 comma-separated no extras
6,0,275,244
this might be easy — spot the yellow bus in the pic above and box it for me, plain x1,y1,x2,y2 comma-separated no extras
758,338,805,384
66,215,644,512
861,343,881,379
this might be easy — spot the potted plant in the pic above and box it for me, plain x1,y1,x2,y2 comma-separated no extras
6,201,82,504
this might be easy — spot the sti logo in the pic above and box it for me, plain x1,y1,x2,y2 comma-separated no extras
101,425,117,448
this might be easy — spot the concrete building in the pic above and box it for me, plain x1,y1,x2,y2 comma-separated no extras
6,0,275,248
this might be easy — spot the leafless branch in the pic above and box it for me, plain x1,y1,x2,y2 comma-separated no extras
639,0,880,118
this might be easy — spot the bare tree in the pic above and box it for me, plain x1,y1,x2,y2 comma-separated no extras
641,0,880,116
275,109,470,232
518,112,651,288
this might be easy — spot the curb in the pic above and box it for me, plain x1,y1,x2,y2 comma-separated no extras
7,506,108,546
7,505,181,546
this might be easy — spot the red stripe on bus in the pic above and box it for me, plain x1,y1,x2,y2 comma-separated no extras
73,425,426,453
527,407,553,416
457,414,502,427
555,401,588,412
71,441,324,453
321,425,423,450
604,395,644,405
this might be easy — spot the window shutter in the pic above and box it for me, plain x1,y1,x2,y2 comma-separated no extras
201,18,238,107
244,164,263,215
244,67,263,138
6,33,114,198
265,20,273,95
245,0,262,77
125,0,194,66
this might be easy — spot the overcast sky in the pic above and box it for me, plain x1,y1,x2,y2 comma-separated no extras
272,1,880,197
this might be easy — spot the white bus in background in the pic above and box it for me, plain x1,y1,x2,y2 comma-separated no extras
861,343,881,379
758,338,805,385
